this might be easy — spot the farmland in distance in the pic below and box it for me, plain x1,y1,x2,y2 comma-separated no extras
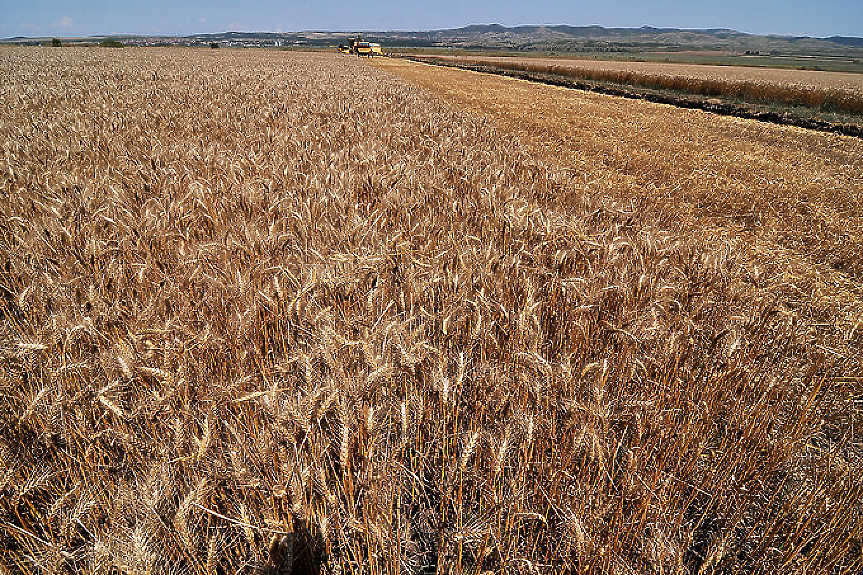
1,47,862,574
409,54,863,97
402,53,863,121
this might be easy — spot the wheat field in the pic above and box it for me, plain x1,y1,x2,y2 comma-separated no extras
1,47,861,574
424,55,863,95
373,57,863,331
412,54,863,114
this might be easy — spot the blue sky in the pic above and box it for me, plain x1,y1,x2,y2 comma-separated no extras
2,0,861,39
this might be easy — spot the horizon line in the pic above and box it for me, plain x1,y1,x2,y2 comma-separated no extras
3,23,862,43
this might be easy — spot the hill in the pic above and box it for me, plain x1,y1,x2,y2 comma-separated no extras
4,24,863,57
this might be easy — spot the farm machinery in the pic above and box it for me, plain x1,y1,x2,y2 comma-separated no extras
338,34,382,56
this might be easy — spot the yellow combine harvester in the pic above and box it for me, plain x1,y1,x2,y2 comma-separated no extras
338,34,382,56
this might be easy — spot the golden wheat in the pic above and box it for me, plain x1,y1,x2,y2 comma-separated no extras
0,46,861,575
415,54,863,114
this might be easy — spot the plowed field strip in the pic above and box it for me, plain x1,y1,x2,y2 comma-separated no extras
372,56,863,353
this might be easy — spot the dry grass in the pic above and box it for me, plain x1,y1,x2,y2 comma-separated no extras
0,47,861,575
412,54,863,115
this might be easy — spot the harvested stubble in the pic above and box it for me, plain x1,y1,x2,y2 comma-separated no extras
0,47,861,575
418,54,863,115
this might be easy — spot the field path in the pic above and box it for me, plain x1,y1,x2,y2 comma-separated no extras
372,56,863,358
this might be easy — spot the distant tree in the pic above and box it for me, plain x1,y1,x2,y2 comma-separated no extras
51,38,62,47
210,42,220,49
99,39,123,48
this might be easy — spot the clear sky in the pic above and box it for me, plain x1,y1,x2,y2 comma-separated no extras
2,0,861,39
